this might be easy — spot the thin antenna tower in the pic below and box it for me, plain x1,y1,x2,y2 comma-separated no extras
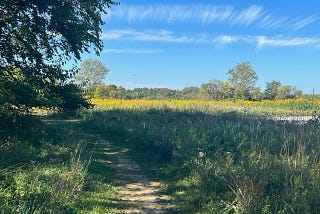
133,73,136,89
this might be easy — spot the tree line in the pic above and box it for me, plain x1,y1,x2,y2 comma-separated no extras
79,60,304,101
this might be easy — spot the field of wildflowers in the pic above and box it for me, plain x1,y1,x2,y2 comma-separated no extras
91,98,320,116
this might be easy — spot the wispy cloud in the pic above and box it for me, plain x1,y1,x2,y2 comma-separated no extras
103,29,320,49
107,4,318,30
101,29,133,40
256,36,320,47
103,48,163,54
212,34,320,48
290,16,318,30
102,29,195,43
213,35,239,45
108,4,264,26
258,14,287,29
213,34,320,48
134,30,192,43
232,5,263,25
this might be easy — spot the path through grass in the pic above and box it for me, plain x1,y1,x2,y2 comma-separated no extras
83,133,172,213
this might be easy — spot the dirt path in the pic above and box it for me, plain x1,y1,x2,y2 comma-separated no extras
91,135,171,214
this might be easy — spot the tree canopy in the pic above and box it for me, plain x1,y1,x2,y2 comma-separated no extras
227,61,258,99
265,80,281,100
0,0,117,114
75,59,109,97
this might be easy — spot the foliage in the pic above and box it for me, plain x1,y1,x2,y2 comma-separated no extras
265,80,281,100
91,83,305,101
227,61,258,100
75,59,109,97
93,84,188,100
200,79,232,100
0,0,116,118
180,87,201,99
53,84,93,112
94,84,126,99
276,85,302,100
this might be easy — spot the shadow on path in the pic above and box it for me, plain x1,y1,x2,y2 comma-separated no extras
89,135,172,214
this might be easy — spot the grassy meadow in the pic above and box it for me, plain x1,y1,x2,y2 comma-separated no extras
1,98,320,213
85,99,320,213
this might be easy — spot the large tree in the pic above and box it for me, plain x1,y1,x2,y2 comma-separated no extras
75,59,109,97
0,0,117,114
227,61,258,100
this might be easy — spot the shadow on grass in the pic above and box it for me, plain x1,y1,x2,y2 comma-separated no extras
43,119,124,213
0,117,125,213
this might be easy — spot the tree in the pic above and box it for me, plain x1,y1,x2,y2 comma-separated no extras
0,0,117,115
294,89,303,98
221,81,233,99
94,84,127,99
94,83,109,98
265,81,281,100
200,80,225,100
180,87,200,99
276,85,301,99
227,61,258,100
157,88,177,99
75,59,109,97
251,86,264,101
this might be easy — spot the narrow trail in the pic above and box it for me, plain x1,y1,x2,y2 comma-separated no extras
91,135,171,214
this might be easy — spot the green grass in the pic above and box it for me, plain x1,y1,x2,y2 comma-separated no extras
0,117,121,213
81,108,320,214
2,103,320,213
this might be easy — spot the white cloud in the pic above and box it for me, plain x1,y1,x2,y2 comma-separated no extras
108,4,264,26
213,35,239,44
257,36,320,47
106,4,318,31
102,29,320,49
211,35,320,48
186,4,234,24
259,14,287,29
232,5,263,25
101,29,134,39
167,5,192,23
133,30,192,43
103,48,163,54
291,16,318,30
102,29,195,43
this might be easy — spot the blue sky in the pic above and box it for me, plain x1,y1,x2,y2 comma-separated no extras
84,0,320,93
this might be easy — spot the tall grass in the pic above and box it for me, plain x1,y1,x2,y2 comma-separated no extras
0,117,120,213
83,99,320,213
